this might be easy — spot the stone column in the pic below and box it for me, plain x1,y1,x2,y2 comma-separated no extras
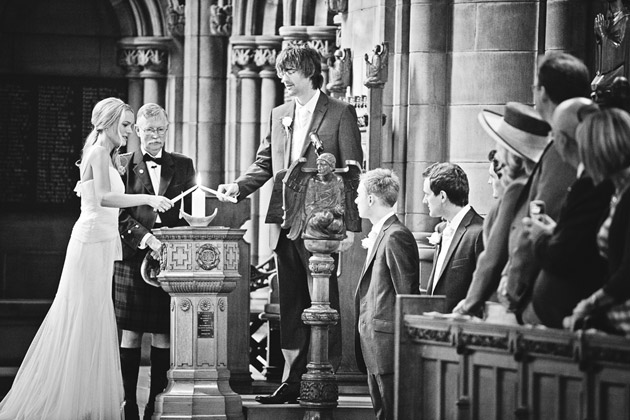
231,36,261,259
182,0,229,188
254,37,282,262
152,226,245,420
118,37,171,153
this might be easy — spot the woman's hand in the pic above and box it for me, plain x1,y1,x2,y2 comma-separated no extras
522,214,556,244
147,195,174,213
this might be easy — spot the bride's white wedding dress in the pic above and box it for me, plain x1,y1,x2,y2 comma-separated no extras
0,165,124,420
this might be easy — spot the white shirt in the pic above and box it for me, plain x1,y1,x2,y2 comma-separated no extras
291,90,320,163
365,210,396,255
140,147,164,246
431,204,471,293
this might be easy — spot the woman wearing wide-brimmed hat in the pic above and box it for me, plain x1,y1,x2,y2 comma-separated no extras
452,102,549,320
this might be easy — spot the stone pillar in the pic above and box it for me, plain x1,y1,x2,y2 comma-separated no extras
152,226,245,420
182,0,229,188
448,0,541,221
118,37,171,153
231,36,261,259
255,37,283,262
364,42,389,170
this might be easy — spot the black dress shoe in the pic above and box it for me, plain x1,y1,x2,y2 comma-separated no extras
255,382,300,404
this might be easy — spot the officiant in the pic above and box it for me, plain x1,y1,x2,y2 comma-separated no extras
113,103,196,420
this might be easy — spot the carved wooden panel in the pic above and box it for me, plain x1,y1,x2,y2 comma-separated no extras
469,352,518,420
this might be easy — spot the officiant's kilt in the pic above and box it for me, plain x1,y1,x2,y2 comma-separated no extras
113,251,170,333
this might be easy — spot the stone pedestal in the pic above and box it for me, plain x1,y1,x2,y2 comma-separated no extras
152,226,245,420
300,239,341,420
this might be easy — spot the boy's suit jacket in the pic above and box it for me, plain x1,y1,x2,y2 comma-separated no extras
427,207,484,312
234,92,363,249
354,215,419,374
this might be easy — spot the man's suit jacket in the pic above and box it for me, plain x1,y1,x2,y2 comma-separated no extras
428,207,484,312
530,176,614,328
354,215,419,374
234,92,363,248
504,142,576,313
118,149,196,260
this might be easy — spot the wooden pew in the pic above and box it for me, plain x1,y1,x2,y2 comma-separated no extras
395,295,630,420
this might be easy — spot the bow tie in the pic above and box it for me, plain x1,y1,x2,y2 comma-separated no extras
143,154,163,165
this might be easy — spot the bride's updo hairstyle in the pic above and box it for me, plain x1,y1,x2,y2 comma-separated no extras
80,97,134,173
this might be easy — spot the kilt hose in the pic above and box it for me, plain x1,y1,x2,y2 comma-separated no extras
113,251,170,333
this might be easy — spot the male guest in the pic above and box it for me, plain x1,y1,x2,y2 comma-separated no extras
114,103,196,420
217,45,363,404
520,98,614,327
354,168,419,420
502,52,591,316
423,163,484,312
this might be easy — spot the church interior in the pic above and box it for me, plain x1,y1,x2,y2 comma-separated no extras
2,0,630,419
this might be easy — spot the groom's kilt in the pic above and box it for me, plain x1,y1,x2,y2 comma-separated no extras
113,251,170,333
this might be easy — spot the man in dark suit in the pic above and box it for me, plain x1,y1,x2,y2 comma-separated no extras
502,52,591,317
520,98,614,327
217,45,363,404
354,168,419,420
423,163,484,312
114,103,196,420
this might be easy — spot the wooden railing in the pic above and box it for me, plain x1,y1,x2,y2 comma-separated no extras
395,295,630,420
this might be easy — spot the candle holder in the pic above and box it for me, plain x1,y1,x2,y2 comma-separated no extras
179,208,218,227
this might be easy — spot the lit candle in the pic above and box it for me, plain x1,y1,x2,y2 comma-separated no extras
192,175,206,217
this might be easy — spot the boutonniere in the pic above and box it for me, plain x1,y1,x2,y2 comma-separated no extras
361,231,378,249
281,116,292,139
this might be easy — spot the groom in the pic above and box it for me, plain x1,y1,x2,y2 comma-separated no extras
114,103,196,420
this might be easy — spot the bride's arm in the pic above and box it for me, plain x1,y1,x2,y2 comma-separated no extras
89,146,172,211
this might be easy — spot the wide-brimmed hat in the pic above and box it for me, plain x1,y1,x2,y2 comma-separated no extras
478,102,551,162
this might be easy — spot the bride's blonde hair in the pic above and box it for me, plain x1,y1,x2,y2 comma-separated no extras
79,97,133,173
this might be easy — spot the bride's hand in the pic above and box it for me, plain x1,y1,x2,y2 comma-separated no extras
148,196,173,213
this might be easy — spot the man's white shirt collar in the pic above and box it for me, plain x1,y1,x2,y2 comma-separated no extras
295,89,320,115
448,204,471,232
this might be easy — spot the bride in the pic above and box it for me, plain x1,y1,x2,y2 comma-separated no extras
0,97,173,420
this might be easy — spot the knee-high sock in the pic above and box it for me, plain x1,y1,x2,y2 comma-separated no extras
144,346,170,419
120,347,141,419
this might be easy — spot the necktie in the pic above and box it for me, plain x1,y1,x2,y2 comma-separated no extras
298,107,310,130
143,154,163,165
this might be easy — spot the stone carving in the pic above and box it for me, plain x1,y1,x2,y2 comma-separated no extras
364,42,389,88
231,47,255,68
327,0,348,13
180,298,192,312
406,325,451,343
196,243,221,271
301,311,341,324
326,48,352,94
282,152,361,241
218,298,226,312
592,0,630,98
167,0,185,37
254,47,277,68
199,299,213,312
119,47,168,75
300,380,339,403
210,3,232,36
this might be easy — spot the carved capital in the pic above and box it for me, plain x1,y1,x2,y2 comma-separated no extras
210,3,232,36
254,47,278,68
118,38,171,77
327,0,348,14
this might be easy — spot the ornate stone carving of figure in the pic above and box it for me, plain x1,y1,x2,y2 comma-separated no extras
282,153,361,241
593,0,630,94
364,43,389,87
326,48,352,94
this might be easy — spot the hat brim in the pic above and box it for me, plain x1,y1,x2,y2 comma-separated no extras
478,110,547,163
